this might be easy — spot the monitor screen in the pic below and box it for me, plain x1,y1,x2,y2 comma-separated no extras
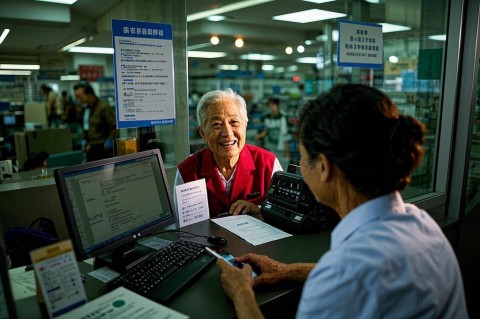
3,115,16,126
54,149,176,272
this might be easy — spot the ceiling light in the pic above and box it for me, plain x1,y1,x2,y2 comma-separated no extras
303,0,335,3
285,46,293,54
297,45,305,53
304,40,313,45
365,0,381,3
240,53,275,61
332,30,339,41
296,57,317,63
210,36,220,45
379,23,411,33
0,29,10,45
187,0,274,22
275,67,285,73
262,65,275,71
59,37,87,52
388,56,399,63
208,15,227,22
68,47,114,54
428,34,447,41
188,51,227,58
35,0,77,4
219,65,239,70
273,9,346,24
235,38,244,48
0,70,32,75
60,75,80,81
287,65,298,72
0,64,40,70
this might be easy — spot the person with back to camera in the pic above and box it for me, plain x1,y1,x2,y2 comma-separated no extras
174,88,283,217
40,83,62,128
74,83,119,162
216,84,468,318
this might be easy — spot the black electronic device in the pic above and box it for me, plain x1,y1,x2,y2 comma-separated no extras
260,171,340,233
54,149,177,273
207,236,228,246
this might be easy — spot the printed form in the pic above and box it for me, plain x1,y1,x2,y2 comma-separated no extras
212,215,291,246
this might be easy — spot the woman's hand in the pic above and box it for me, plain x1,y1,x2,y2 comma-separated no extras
229,200,260,215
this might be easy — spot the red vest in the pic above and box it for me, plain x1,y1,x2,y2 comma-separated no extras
178,144,276,217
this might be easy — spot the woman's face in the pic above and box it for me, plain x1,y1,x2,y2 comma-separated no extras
199,99,247,161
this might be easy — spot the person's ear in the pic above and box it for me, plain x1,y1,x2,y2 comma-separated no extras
198,127,206,140
318,154,331,182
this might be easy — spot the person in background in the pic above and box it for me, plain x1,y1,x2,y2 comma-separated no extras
40,84,61,128
22,151,49,171
61,90,84,150
73,83,118,162
254,97,291,168
216,84,468,318
175,88,282,217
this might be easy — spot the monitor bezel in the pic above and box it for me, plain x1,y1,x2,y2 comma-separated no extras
54,149,177,263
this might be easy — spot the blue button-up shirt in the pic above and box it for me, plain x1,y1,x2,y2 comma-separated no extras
297,192,468,319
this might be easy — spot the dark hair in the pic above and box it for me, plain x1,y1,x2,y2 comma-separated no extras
297,83,425,198
73,82,96,96
40,83,52,92
22,151,49,171
268,97,280,106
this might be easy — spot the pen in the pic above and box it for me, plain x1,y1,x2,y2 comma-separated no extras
216,212,231,218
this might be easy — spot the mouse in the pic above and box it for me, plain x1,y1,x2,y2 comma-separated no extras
207,236,228,246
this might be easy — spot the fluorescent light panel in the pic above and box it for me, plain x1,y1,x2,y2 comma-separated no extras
35,0,77,4
219,65,239,70
68,47,114,54
240,53,275,61
0,29,10,45
303,0,335,3
188,51,227,58
187,0,274,22
296,57,317,64
0,70,32,75
428,34,446,41
60,75,80,81
273,9,346,23
208,15,227,22
380,23,411,33
0,64,40,70
59,37,87,52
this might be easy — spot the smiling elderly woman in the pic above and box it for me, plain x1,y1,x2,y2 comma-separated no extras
174,88,283,217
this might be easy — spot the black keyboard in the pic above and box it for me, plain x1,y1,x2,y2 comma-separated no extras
106,239,215,302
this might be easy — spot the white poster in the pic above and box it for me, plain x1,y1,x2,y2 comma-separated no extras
112,19,175,128
337,19,383,69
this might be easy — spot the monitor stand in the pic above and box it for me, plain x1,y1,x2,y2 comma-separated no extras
94,242,155,273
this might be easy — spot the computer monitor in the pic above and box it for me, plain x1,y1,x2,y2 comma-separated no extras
3,114,16,126
54,149,176,272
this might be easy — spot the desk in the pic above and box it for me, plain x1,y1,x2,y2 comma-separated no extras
13,219,332,319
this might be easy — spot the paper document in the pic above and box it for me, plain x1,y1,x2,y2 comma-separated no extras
57,287,189,319
212,215,292,246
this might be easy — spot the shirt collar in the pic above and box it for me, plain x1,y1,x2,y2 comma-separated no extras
331,191,406,249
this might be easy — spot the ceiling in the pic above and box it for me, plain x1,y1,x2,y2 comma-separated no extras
0,0,446,76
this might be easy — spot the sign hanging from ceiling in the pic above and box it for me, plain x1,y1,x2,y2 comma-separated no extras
112,19,175,129
337,20,383,69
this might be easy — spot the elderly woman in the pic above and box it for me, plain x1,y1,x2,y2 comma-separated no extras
175,88,282,217
216,84,467,318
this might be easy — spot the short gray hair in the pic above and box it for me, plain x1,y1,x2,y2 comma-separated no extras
196,88,249,129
